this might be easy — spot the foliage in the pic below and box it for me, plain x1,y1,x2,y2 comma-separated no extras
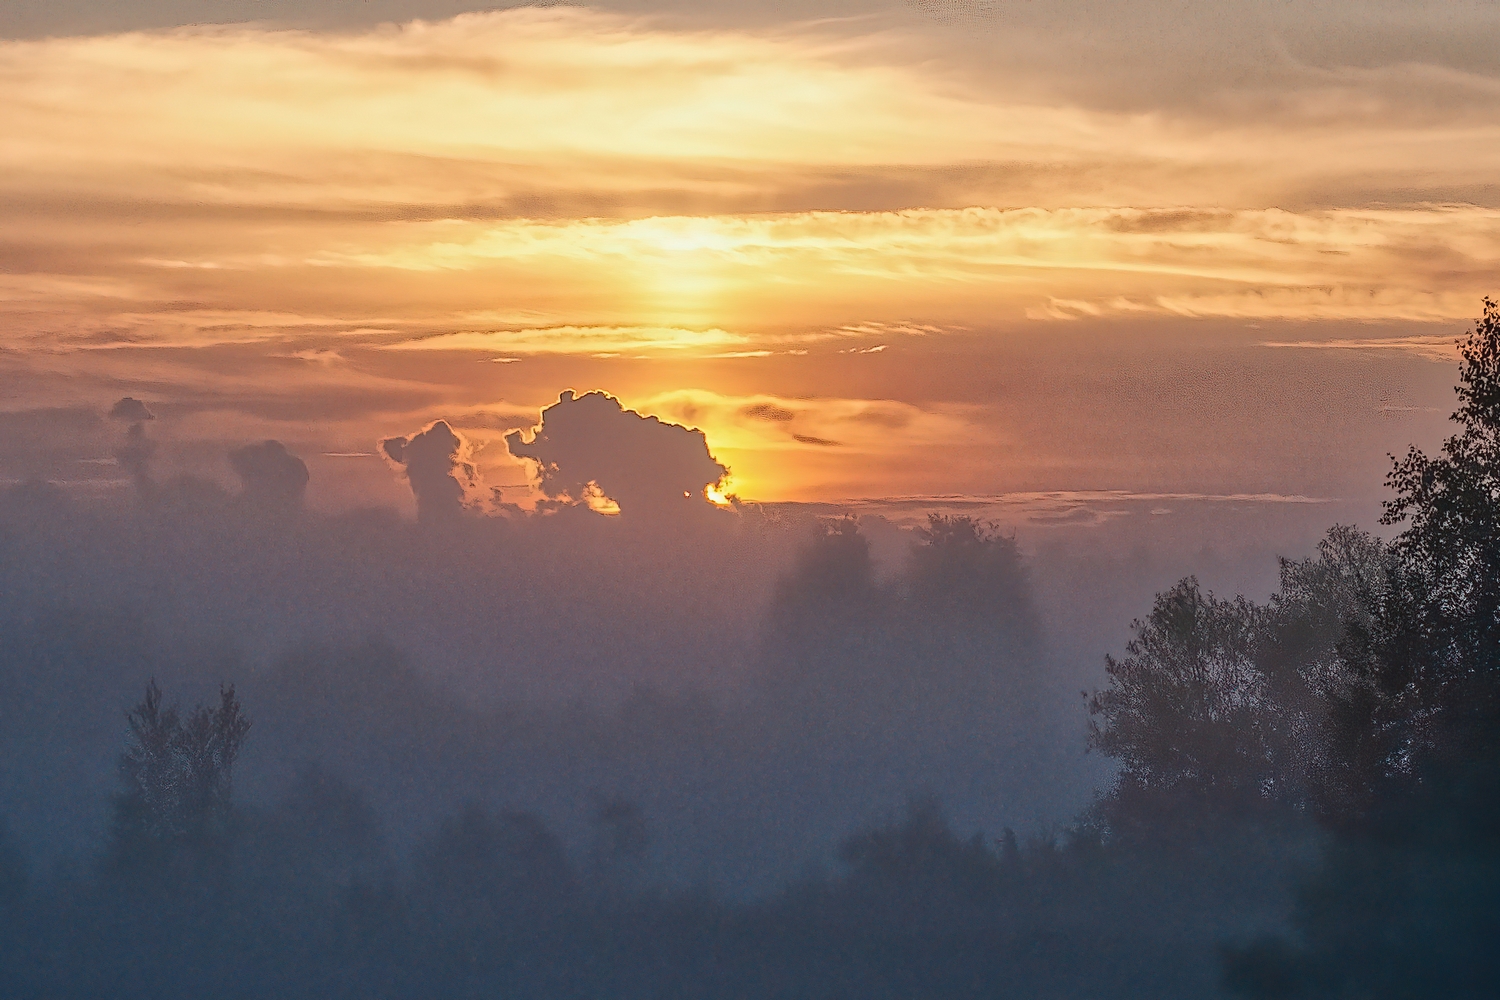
112,679,251,857
1383,299,1500,681
1089,579,1270,801
1087,521,1420,824
1218,299,1500,997
907,515,1032,630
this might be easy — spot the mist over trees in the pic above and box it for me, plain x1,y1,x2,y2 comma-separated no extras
2,304,1498,996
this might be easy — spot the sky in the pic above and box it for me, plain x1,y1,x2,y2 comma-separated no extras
3,0,1497,889
3,0,1496,510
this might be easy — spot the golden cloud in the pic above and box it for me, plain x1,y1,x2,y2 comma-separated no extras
4,9,1499,357
4,6,1493,504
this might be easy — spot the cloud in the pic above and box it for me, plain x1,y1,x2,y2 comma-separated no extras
229,440,310,508
0,6,1492,513
1258,336,1461,362
629,390,987,500
505,390,727,517
302,206,1500,335
2,8,1499,369
801,490,1339,530
115,424,156,486
380,420,477,522
642,390,974,454
381,326,749,357
742,403,795,423
109,397,154,423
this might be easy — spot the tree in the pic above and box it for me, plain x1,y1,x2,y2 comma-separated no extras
1089,578,1272,803
1381,297,1500,717
1262,525,1397,817
112,679,251,858
906,515,1032,635
1223,300,1500,998
1088,525,1423,823
756,517,882,703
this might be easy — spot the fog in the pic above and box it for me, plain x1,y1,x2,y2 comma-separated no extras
7,378,1490,999
0,389,1345,881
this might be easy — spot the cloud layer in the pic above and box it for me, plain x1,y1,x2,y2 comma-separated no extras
3,8,1498,360
1,4,1493,506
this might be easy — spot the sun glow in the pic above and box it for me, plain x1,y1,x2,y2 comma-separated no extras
3,5,1499,505
705,482,734,507
5,9,1500,360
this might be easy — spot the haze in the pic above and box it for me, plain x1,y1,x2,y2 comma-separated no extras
1,3,1495,997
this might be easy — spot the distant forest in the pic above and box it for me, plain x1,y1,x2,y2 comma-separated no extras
2,302,1498,998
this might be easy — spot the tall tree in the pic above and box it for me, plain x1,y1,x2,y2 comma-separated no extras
1382,297,1500,719
1225,300,1500,998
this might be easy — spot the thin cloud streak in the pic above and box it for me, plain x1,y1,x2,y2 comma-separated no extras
1259,335,1462,362
6,207,1499,356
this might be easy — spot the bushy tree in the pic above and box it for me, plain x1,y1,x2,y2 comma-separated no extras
1089,579,1271,803
756,516,882,705
111,679,251,858
1090,524,1404,822
906,514,1032,633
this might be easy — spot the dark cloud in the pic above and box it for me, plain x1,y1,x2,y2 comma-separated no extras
1104,208,1236,234
1028,506,1106,525
109,397,154,423
115,424,157,484
229,440,310,509
506,390,727,517
380,420,475,522
793,434,841,447
743,403,796,422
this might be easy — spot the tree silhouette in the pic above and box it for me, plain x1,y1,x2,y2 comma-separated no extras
906,514,1031,633
1263,525,1396,817
1088,525,1420,823
112,679,251,859
1382,297,1500,724
1223,299,1500,998
1088,578,1271,802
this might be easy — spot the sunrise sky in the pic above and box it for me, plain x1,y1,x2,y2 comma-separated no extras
4,0,1497,512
